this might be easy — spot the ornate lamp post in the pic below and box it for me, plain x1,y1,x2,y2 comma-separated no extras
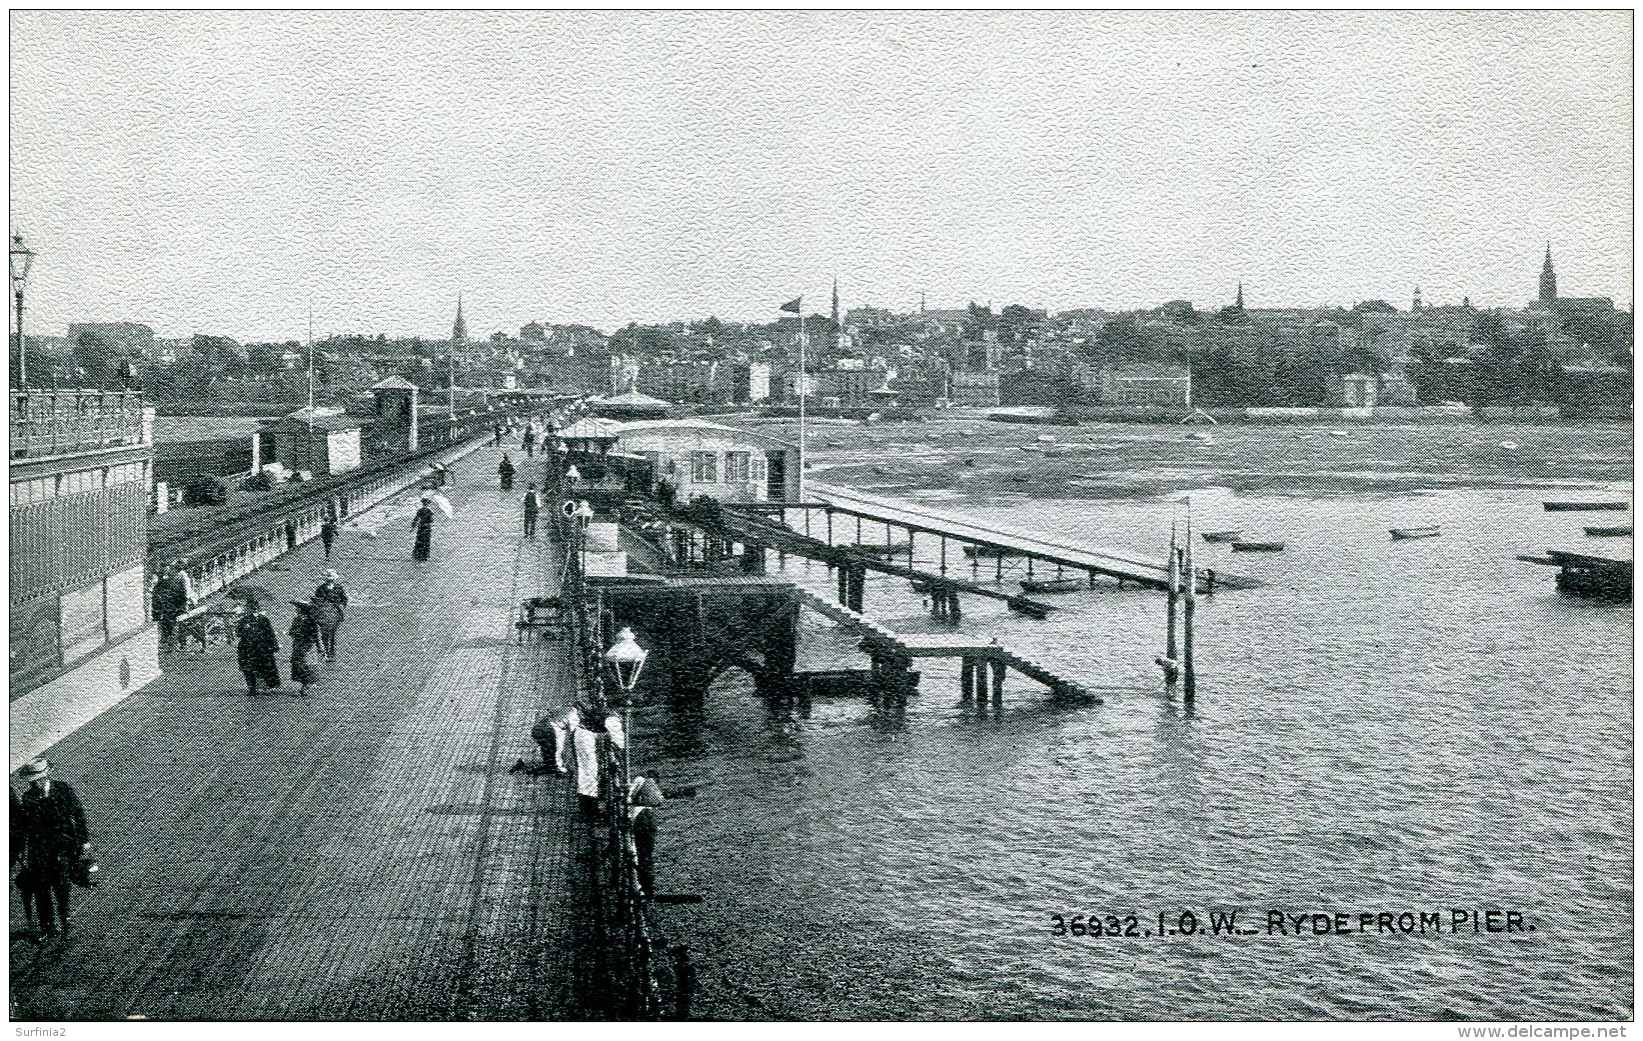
10,233,36,386
602,626,649,816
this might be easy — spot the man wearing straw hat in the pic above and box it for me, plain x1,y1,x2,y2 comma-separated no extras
311,570,348,662
15,758,90,939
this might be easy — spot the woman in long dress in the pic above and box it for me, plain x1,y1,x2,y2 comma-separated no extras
411,498,435,561
287,601,323,695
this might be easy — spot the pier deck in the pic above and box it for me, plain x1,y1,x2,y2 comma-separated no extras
10,446,604,1021
802,482,1257,591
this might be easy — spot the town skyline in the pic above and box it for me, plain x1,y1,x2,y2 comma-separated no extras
11,11,1632,341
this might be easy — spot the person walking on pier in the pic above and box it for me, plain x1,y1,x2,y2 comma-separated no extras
523,484,541,538
235,599,282,695
311,570,348,661
628,776,664,899
522,425,537,458
411,496,436,561
498,453,516,491
287,601,323,695
320,514,338,559
151,563,192,653
15,758,90,940
493,421,504,447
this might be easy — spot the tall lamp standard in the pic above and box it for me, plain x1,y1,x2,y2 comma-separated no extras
602,627,649,843
10,234,36,387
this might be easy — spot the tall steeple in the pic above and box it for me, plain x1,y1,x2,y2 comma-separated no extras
1234,282,1244,309
831,277,840,328
1539,244,1558,303
452,293,468,343
1412,286,1423,311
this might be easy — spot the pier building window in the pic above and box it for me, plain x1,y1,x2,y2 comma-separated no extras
726,451,751,484
692,451,718,483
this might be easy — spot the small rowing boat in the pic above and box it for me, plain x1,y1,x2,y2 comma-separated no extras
1390,525,1441,540
1584,524,1633,537
1544,501,1629,512
852,541,912,558
963,544,1030,559
1201,529,1242,543
1019,576,1082,593
1231,540,1285,552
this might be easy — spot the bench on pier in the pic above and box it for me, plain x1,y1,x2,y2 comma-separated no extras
175,602,244,652
515,596,568,642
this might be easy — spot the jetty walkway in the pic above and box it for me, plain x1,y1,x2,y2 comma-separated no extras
803,482,1257,591
10,446,603,1021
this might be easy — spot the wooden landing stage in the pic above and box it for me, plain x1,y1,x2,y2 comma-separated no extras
792,589,1098,703
783,482,1256,592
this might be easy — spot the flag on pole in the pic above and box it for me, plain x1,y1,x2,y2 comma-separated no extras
779,297,802,314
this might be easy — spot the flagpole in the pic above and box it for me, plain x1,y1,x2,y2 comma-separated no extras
798,301,806,503
306,297,314,473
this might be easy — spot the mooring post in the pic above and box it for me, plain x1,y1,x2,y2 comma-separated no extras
940,536,948,575
856,515,862,545
996,552,1004,582
1027,557,1035,580
826,509,833,545
804,506,811,538
1183,521,1197,702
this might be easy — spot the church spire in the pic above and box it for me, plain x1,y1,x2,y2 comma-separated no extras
452,293,468,343
1234,281,1244,309
1539,244,1557,303
831,277,840,328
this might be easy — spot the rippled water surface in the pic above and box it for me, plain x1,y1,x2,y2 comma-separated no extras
635,420,1632,1020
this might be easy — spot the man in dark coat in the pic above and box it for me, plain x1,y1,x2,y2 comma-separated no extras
498,453,516,492
319,516,338,559
15,758,90,938
235,599,282,694
311,570,348,661
522,425,536,458
411,497,435,561
523,484,540,538
151,565,191,652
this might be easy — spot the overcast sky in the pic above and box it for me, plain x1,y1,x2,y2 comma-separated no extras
9,11,1633,342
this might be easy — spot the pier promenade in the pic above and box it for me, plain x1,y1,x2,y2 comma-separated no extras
10,447,601,1020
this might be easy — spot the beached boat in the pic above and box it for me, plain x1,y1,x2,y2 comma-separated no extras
852,541,913,557
1019,576,1083,593
1544,501,1629,512
1201,529,1242,543
1390,525,1442,540
1231,540,1286,552
1584,524,1633,537
964,544,1030,559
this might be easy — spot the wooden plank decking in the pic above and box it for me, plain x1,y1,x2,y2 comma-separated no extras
9,446,607,1021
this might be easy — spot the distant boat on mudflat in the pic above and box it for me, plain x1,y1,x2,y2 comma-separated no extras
1201,529,1242,543
1544,501,1629,512
1584,524,1633,537
1019,576,1083,593
1231,540,1285,552
964,544,1030,559
1390,525,1442,540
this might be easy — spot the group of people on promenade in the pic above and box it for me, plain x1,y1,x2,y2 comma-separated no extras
11,757,92,941
234,569,350,696
520,705,664,900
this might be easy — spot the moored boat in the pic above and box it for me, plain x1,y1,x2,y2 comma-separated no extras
852,541,913,557
1390,525,1441,540
964,544,1030,559
1584,524,1633,537
1231,540,1285,552
1019,576,1083,593
1544,501,1629,512
1201,529,1242,543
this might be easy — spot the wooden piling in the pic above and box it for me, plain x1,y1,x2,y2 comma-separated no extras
990,660,1005,706
1183,516,1197,702
960,657,974,700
